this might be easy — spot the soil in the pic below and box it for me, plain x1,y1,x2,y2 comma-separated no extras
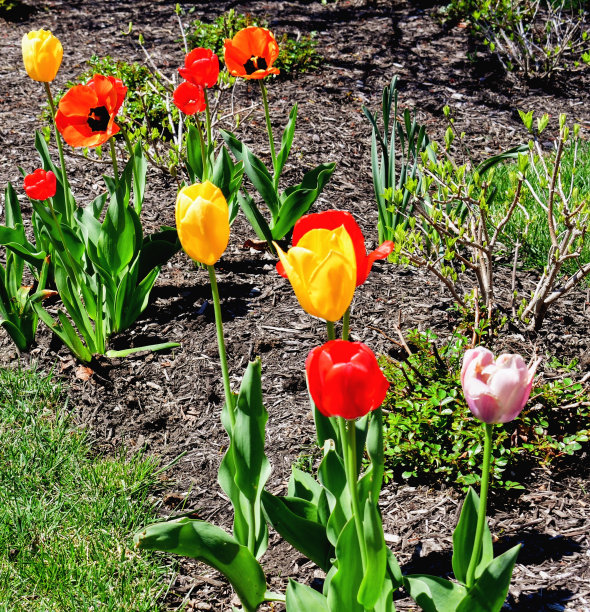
1,0,590,610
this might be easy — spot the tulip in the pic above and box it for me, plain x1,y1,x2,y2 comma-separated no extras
21,29,63,82
306,340,390,420
224,27,280,80
176,181,230,266
173,82,206,115
277,210,394,287
275,226,357,322
23,169,57,201
461,347,540,424
55,74,127,148
179,48,220,88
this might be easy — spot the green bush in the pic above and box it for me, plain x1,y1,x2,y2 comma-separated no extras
381,329,590,490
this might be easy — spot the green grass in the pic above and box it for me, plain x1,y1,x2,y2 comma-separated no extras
487,138,590,275
0,367,169,611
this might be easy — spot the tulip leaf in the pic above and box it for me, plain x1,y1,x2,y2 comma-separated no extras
271,163,336,240
275,104,298,183
318,443,350,546
313,404,339,451
237,191,274,246
452,487,494,585
287,467,322,504
4,182,23,228
455,544,520,612
134,517,268,612
261,491,334,571
186,124,204,182
130,143,147,214
98,192,138,277
326,518,365,612
0,318,28,352
138,227,180,282
286,579,329,612
404,574,468,612
366,408,385,502
358,499,387,609
218,361,270,560
210,146,244,217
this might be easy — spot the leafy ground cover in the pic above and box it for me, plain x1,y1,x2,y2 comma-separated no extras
1,0,590,609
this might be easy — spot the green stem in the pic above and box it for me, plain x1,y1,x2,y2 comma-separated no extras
342,306,351,341
339,417,368,572
44,82,72,224
326,320,336,341
466,422,494,589
207,265,235,424
195,115,208,181
204,88,213,145
259,80,277,180
109,138,119,188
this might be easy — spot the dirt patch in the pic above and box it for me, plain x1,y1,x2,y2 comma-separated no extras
1,0,590,609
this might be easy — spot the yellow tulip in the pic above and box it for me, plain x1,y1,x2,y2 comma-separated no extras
275,226,357,322
22,29,63,83
176,181,230,266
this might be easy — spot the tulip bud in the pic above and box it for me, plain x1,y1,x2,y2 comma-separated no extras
175,181,230,266
461,347,540,424
23,169,57,201
22,29,63,83
306,340,390,420
275,226,357,322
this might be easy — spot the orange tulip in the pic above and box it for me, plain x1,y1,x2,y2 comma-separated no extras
55,74,127,148
224,27,280,80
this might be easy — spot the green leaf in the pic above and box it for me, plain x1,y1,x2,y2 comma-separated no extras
456,544,520,612
4,182,23,228
275,104,298,180
358,500,387,608
186,124,204,182
326,518,364,612
287,467,322,504
0,318,28,351
130,143,147,214
135,518,268,612
138,227,180,281
237,191,273,245
452,488,493,585
286,579,329,612
261,491,334,571
97,192,137,276
271,162,336,239
403,574,467,612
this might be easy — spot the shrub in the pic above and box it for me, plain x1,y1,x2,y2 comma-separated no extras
380,328,590,490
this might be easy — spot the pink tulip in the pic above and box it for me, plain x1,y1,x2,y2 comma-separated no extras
461,347,540,424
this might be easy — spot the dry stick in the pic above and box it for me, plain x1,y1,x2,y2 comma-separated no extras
510,241,521,318
393,311,413,356
471,287,480,349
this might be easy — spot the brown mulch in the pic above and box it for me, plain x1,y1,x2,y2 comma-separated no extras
1,0,589,610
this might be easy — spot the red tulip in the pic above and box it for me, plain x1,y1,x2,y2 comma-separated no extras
306,340,389,420
178,48,219,88
277,210,394,286
173,82,206,115
23,168,57,200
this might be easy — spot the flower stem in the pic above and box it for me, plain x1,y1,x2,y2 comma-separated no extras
204,88,213,145
326,320,336,341
194,115,208,181
207,265,235,424
109,138,119,188
44,82,72,223
466,422,494,589
338,416,368,571
259,80,277,180
342,306,351,341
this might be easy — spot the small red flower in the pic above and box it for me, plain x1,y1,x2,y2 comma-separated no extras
173,82,206,115
306,340,390,420
55,74,127,148
23,169,57,200
277,210,394,286
178,48,220,88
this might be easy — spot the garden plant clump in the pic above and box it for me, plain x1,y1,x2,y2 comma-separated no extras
1,0,590,610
